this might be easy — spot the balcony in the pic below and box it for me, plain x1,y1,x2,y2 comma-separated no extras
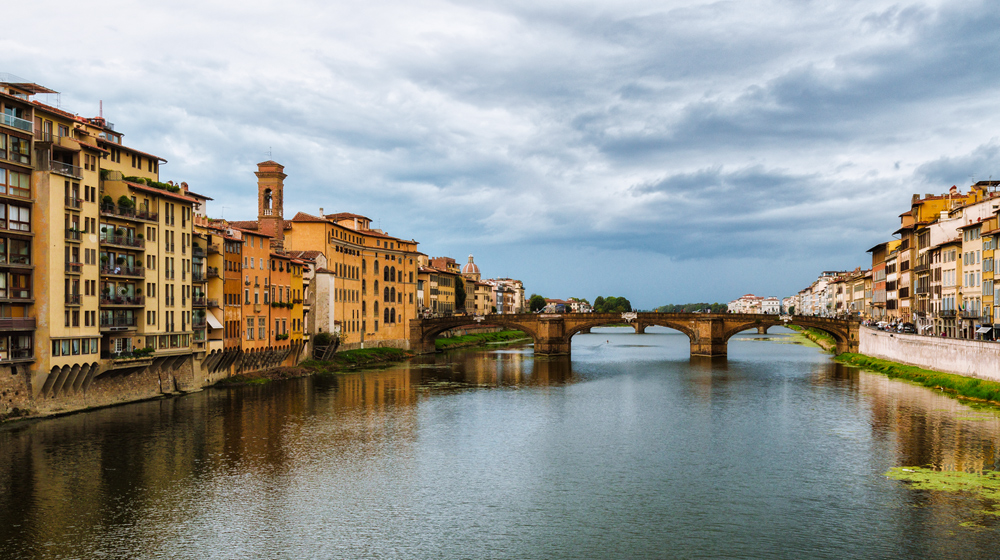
915,286,930,295
100,315,138,330
940,310,957,318
0,317,35,331
192,297,207,307
206,266,220,279
100,265,145,278
913,263,930,273
65,196,83,210
65,262,83,274
1,113,32,132
207,243,220,254
99,203,158,223
208,299,219,308
65,294,81,305
100,234,145,250
192,246,205,257
960,310,985,320
192,271,206,283
65,228,82,242
1,348,34,363
192,318,207,329
49,160,82,179
100,295,145,307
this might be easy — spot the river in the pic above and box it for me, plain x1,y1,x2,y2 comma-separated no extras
2,327,1000,559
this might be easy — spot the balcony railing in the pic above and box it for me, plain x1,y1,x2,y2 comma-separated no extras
192,271,206,282
65,228,82,241
100,265,145,278
207,243,220,254
49,160,83,179
99,203,158,222
206,267,219,278
192,297,207,307
1,348,34,362
65,262,83,274
208,299,219,308
1,113,32,132
100,295,145,306
940,310,957,318
100,315,138,329
65,294,81,305
960,310,985,319
0,317,35,330
192,246,205,257
192,318,207,329
100,234,145,249
65,196,83,209
913,263,930,273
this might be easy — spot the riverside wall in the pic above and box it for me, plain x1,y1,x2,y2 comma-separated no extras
859,326,1000,382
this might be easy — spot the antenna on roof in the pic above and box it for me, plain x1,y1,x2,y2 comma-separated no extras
99,100,103,118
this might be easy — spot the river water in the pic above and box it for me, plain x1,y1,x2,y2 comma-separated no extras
2,327,1000,559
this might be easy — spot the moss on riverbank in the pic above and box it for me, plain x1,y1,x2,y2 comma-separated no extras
836,353,1000,406
787,325,836,352
435,330,529,350
215,348,416,386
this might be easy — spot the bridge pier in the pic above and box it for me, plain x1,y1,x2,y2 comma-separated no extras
535,315,570,355
691,318,728,357
757,325,768,334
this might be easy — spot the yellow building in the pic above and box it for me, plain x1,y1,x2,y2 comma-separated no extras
19,75,200,396
981,215,997,336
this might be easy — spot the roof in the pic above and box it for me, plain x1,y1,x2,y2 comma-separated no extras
185,189,213,201
290,212,330,223
287,250,324,260
229,225,272,238
126,181,197,203
227,220,260,231
325,212,370,221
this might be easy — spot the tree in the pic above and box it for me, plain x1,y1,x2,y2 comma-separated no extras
529,294,546,312
593,296,631,313
455,277,467,310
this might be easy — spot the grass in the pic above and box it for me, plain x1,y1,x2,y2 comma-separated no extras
436,330,529,350
787,325,837,352
836,353,1000,406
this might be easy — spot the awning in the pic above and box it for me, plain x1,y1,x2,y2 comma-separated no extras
976,326,992,333
206,312,223,330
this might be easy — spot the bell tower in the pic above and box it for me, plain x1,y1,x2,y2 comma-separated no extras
256,160,286,251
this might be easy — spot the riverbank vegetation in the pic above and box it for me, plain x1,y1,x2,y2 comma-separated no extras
435,330,528,350
836,353,1000,406
787,325,836,352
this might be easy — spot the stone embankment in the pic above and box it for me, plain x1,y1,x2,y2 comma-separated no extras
859,326,1000,382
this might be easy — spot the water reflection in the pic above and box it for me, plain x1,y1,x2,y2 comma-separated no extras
2,336,1000,558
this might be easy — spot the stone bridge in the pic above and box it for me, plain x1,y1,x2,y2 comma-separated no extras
409,313,860,357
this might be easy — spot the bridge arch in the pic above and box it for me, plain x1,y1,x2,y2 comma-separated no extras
414,316,541,353
566,319,641,338
636,321,698,342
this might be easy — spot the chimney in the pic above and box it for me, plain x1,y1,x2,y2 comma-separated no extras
181,182,188,192
319,207,324,216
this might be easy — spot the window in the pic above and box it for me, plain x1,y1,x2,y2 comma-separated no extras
7,205,29,231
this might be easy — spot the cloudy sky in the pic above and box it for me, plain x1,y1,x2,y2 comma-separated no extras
8,0,1000,308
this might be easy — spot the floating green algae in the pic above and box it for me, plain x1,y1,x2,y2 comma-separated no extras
886,467,1000,506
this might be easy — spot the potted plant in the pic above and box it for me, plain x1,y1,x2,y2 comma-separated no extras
115,256,126,265
136,233,144,239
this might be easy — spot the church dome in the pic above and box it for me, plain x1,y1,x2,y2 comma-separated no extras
462,254,480,275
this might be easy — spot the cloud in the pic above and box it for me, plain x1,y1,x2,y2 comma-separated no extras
6,0,1000,306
